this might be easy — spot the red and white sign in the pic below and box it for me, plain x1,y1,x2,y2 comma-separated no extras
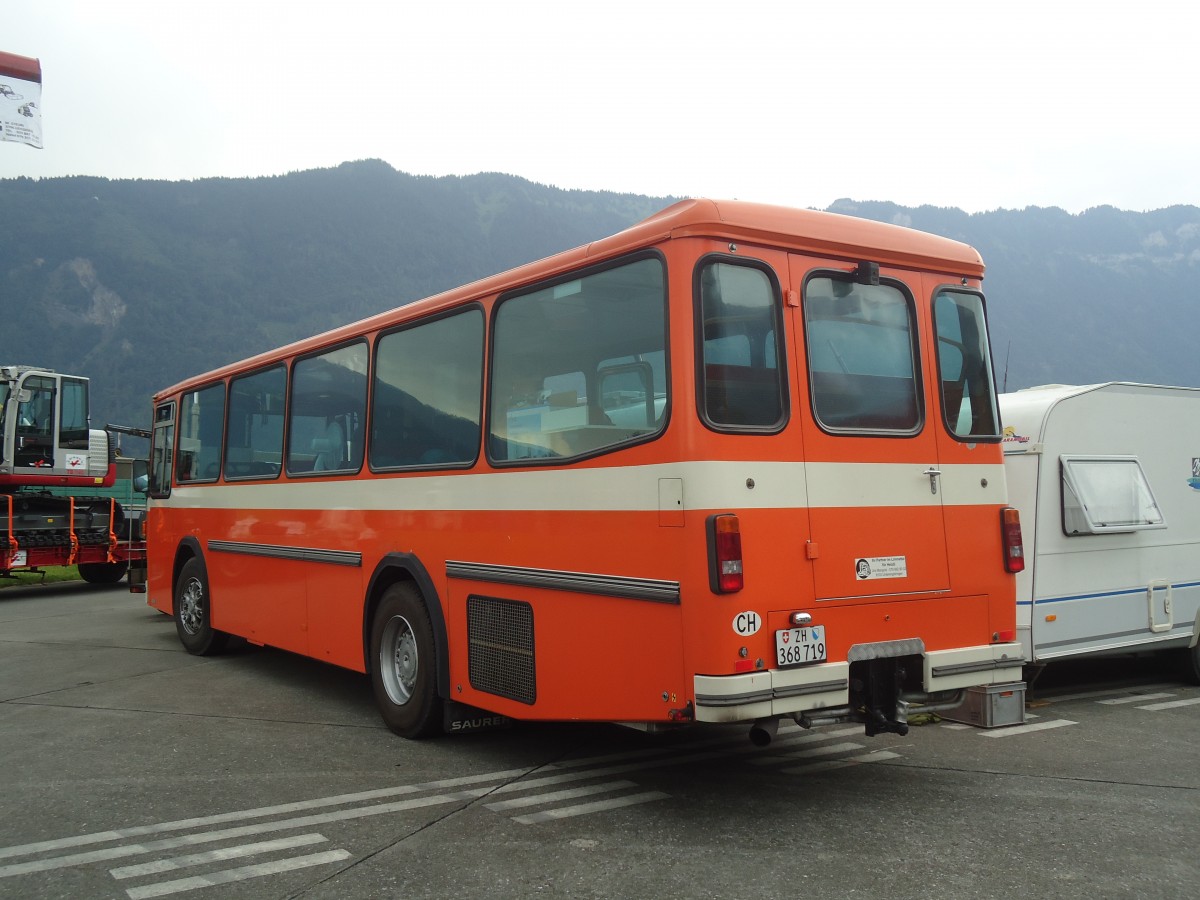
0,51,42,149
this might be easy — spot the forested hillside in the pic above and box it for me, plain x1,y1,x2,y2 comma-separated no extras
1,160,1197,438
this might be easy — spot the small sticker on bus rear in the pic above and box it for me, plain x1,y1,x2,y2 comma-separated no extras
732,611,762,635
854,556,907,580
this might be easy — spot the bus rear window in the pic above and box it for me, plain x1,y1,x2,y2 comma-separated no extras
804,276,920,433
934,290,1001,440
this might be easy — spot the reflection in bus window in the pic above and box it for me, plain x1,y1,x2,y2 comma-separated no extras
489,256,667,462
225,366,286,479
934,290,1001,439
804,277,920,433
698,260,785,429
371,310,484,468
287,343,368,475
177,384,226,482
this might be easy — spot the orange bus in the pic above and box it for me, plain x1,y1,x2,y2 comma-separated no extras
143,199,1025,741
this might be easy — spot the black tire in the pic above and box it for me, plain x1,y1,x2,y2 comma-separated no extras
174,557,229,655
369,582,443,738
1179,642,1200,685
78,561,129,584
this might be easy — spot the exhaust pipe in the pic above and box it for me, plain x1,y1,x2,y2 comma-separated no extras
748,717,779,747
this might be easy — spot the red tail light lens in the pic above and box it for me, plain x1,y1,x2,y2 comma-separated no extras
1001,507,1025,573
707,513,744,593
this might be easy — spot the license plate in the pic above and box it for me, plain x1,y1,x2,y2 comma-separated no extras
775,625,827,667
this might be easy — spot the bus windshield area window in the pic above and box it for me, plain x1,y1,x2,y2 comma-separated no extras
489,256,667,462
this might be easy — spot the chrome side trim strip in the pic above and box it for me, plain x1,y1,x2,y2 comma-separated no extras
446,560,680,604
695,688,775,707
771,678,849,699
930,658,1016,678
208,539,362,567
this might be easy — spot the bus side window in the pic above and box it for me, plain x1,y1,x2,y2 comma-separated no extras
370,310,484,469
697,260,786,431
489,255,667,462
287,343,368,476
176,383,225,483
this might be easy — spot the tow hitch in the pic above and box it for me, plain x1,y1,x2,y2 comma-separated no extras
858,658,910,737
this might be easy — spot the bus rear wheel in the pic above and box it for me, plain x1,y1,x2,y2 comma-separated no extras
79,561,129,584
370,583,442,738
174,557,229,655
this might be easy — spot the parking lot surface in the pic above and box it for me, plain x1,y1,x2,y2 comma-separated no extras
2,581,1198,899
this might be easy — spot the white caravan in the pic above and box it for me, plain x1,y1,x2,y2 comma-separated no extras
999,383,1200,681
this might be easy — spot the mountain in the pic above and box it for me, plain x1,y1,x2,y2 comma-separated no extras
1,161,1197,446
828,200,1200,392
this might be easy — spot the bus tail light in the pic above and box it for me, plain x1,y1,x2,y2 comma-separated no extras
1001,507,1025,573
707,513,744,593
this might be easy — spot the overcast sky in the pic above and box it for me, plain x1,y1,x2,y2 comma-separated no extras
3,0,1196,214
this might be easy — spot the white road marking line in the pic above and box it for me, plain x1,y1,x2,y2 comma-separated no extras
979,719,1076,738
781,749,901,775
940,723,972,730
1098,692,1175,705
109,834,328,879
0,726,844,863
512,792,669,825
123,849,350,899
485,781,641,812
1036,682,1179,704
0,789,483,878
0,769,529,861
1136,697,1200,711
780,741,865,760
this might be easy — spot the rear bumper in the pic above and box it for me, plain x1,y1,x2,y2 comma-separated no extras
693,641,1024,724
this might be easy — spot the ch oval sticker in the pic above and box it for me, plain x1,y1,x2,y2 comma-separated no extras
732,611,762,636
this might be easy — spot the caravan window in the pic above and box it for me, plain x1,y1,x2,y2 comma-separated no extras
1060,455,1166,535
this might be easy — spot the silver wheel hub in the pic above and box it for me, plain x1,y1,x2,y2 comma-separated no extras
179,577,204,635
380,615,418,707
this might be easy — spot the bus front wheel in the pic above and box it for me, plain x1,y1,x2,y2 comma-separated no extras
370,583,443,738
174,557,229,655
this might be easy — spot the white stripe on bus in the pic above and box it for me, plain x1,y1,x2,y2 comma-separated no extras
160,460,1008,513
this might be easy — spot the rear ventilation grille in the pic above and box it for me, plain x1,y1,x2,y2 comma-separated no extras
467,595,536,705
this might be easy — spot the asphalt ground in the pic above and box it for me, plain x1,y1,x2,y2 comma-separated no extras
2,581,1197,900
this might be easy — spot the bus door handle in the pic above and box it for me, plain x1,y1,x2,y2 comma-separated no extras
921,466,942,495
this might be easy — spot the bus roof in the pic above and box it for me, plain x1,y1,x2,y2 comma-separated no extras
157,198,984,398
